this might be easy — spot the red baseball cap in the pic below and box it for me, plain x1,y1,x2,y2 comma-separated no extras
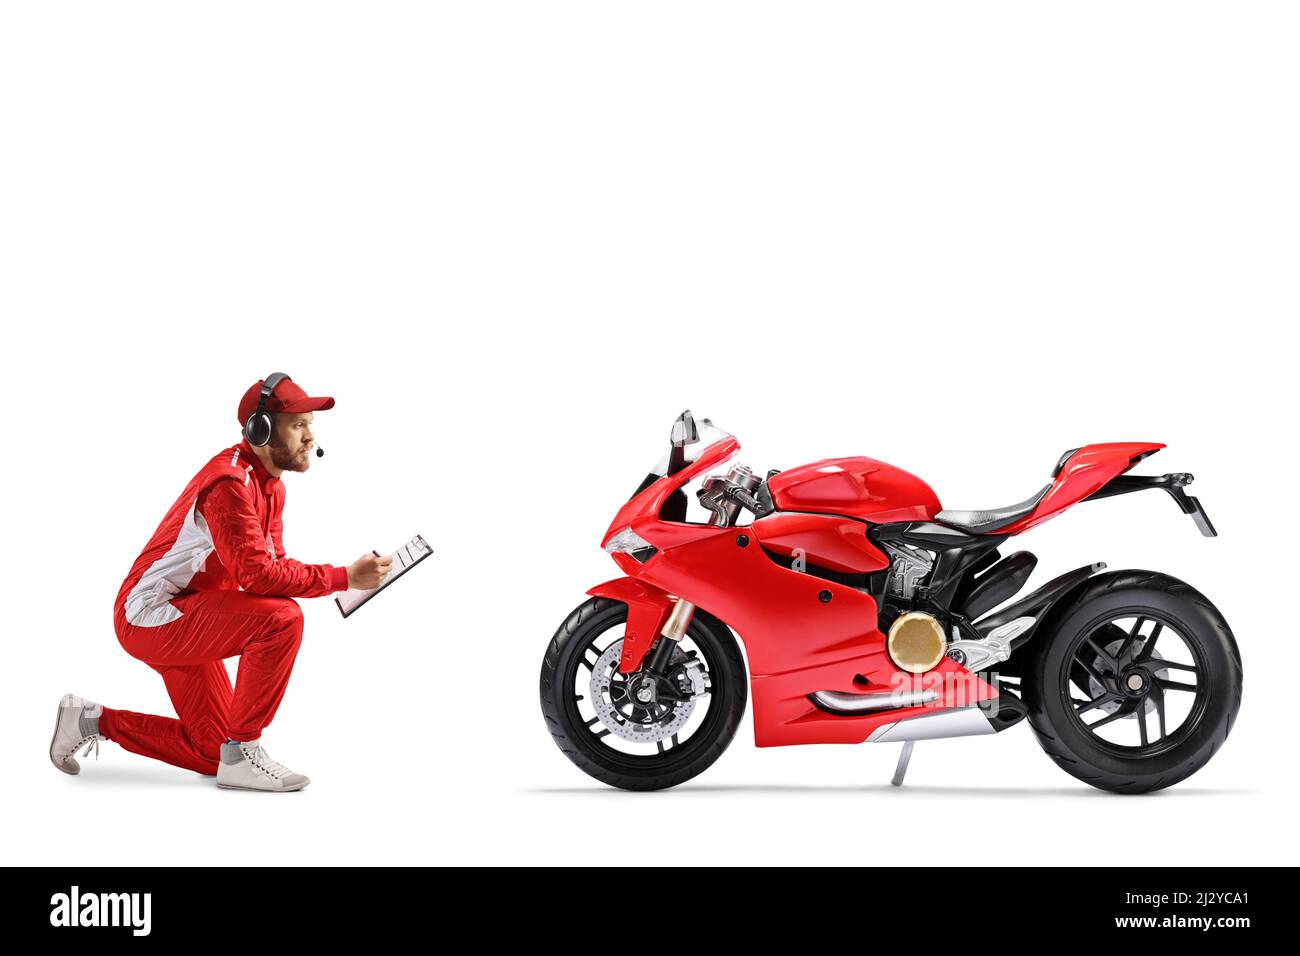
237,376,336,426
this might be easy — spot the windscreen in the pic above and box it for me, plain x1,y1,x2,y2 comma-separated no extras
629,412,733,502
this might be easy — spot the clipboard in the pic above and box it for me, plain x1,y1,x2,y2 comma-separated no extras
334,533,432,619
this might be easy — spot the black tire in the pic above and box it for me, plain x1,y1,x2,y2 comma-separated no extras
539,597,747,791
1022,570,1242,793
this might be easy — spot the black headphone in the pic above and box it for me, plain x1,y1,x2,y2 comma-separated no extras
243,372,291,448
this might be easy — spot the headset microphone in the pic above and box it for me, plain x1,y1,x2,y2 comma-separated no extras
315,445,325,458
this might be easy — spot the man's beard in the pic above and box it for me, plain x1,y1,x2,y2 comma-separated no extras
268,441,311,473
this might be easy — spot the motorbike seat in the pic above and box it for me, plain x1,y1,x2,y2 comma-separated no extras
934,446,1082,535
935,484,1051,535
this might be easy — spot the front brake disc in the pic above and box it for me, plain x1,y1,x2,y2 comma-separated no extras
589,640,697,744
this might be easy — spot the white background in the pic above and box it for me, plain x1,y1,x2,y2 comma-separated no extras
2,2,1296,865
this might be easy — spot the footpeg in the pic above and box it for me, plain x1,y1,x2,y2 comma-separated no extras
890,740,915,787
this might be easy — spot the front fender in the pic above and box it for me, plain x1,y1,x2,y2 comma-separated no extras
586,577,675,673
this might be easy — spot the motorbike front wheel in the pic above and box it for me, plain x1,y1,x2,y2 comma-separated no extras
1023,570,1242,793
539,597,747,791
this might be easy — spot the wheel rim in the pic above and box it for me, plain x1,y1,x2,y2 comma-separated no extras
1062,612,1208,755
565,613,719,761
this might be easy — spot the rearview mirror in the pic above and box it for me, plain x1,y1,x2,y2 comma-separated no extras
670,410,699,447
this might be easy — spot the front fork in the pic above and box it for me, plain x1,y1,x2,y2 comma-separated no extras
642,597,710,702
645,598,697,673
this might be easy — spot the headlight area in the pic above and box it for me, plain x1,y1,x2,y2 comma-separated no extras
603,527,657,563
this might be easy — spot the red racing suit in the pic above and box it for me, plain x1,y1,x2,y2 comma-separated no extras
102,440,348,775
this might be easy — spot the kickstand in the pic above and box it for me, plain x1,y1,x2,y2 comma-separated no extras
890,740,915,787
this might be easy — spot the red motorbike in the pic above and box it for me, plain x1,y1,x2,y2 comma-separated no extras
540,412,1242,791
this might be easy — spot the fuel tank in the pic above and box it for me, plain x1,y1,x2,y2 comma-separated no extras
767,456,941,524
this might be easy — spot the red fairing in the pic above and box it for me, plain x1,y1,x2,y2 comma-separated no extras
996,442,1166,535
594,437,996,745
750,513,889,574
767,457,941,524
616,526,997,746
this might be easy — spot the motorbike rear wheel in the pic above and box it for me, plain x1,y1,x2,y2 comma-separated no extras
539,597,747,791
1023,570,1242,793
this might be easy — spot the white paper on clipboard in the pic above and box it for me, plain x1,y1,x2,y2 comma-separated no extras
334,534,432,618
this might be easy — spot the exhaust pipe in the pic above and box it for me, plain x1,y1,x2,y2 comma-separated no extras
809,687,939,714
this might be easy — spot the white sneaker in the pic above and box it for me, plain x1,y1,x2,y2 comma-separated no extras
216,739,310,792
49,693,105,775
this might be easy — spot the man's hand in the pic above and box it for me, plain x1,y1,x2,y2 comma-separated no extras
347,552,393,590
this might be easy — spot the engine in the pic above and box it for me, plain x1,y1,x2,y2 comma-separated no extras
880,540,933,599
877,541,948,673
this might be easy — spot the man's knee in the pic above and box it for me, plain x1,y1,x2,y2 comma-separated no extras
265,598,305,646
187,714,227,771
254,600,305,660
